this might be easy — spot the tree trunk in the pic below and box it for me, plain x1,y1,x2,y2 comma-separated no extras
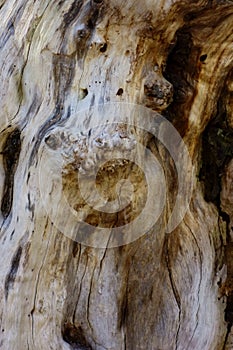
0,0,233,349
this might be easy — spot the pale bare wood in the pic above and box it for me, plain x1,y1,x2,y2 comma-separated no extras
0,0,233,349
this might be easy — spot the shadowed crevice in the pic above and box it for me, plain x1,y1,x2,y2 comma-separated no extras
62,322,92,349
199,72,233,349
163,26,200,137
63,0,84,27
1,128,21,219
199,78,233,207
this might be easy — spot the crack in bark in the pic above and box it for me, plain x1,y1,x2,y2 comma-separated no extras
164,238,181,349
30,220,51,344
118,266,129,331
64,250,93,349
72,251,89,324
86,263,96,331
184,220,203,350
12,4,50,126
98,230,113,275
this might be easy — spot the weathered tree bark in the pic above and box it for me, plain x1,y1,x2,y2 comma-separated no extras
0,0,233,349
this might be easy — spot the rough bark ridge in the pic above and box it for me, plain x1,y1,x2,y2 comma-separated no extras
0,0,233,349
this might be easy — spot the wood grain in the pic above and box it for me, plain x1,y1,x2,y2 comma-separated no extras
0,0,232,349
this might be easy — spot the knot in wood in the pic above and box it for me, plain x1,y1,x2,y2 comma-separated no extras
144,71,173,111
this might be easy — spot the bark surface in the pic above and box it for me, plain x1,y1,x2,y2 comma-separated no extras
0,0,233,349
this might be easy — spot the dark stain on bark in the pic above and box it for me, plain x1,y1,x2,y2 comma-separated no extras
29,103,71,165
99,42,107,52
63,0,84,28
198,70,233,346
61,0,103,60
72,241,80,258
5,246,22,299
223,242,233,346
1,128,21,219
0,3,25,49
62,322,92,349
199,91,233,206
27,193,35,220
118,292,128,329
53,55,76,103
0,20,14,49
164,27,200,136
10,230,15,240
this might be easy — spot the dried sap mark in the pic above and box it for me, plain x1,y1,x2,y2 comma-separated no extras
1,128,21,219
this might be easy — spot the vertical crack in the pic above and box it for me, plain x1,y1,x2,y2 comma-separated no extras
30,219,51,344
184,220,203,349
86,263,96,331
72,252,88,324
164,238,181,349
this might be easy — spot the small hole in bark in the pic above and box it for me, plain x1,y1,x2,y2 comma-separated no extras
125,50,130,56
200,54,207,62
78,29,88,38
80,88,88,100
116,88,124,96
100,43,107,52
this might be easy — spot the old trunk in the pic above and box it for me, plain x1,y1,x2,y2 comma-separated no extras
0,0,233,349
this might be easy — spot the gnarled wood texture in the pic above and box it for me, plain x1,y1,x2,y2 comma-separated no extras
0,0,233,349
